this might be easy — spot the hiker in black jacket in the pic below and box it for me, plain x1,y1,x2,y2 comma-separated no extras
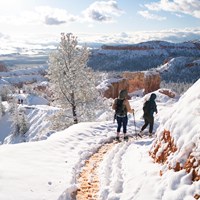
139,93,158,137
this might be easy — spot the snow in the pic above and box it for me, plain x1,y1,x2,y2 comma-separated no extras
96,78,122,91
0,67,199,199
0,65,48,84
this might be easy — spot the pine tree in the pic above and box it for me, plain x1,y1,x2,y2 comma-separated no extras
48,33,100,126
9,100,20,135
19,113,29,135
0,96,4,117
9,100,29,135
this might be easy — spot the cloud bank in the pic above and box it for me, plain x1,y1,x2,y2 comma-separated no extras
144,0,200,19
1,28,200,55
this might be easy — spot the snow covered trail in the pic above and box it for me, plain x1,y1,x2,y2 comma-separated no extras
75,134,160,200
0,115,163,200
76,141,116,199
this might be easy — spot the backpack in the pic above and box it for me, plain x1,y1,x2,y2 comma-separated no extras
143,100,151,115
115,99,127,116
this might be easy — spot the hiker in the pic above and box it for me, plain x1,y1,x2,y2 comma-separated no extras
112,89,134,141
139,93,158,137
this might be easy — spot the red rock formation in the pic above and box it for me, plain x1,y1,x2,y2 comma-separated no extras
101,45,153,51
184,155,200,181
149,130,177,164
159,89,176,98
144,72,161,94
101,71,161,99
150,130,200,182
122,72,145,92
103,79,129,99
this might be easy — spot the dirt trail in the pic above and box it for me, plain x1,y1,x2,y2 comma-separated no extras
76,141,117,200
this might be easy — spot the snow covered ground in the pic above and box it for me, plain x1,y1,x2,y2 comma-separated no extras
0,78,199,200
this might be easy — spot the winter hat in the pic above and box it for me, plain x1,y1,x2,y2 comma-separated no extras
119,89,128,99
149,93,157,101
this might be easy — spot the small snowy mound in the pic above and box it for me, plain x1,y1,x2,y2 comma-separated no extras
27,94,49,105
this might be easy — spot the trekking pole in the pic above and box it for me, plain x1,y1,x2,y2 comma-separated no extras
133,113,137,139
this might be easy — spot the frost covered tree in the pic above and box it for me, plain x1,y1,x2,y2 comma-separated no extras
0,96,5,117
9,100,29,135
19,113,29,135
48,33,100,126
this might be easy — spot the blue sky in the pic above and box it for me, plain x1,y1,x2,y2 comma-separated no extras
0,0,200,46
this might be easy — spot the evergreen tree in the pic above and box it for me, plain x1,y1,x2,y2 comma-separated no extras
9,100,29,135
48,33,100,126
19,113,29,135
0,96,5,117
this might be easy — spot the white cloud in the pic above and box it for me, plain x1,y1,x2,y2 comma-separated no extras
0,2,123,27
82,0,124,22
138,10,166,21
35,6,77,25
145,0,200,18
44,16,66,25
0,6,78,26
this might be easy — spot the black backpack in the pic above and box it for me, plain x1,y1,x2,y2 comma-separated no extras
115,99,127,116
143,100,151,115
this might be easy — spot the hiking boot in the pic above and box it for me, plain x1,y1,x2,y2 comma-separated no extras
124,135,128,140
115,136,120,141
149,133,152,137
137,131,143,138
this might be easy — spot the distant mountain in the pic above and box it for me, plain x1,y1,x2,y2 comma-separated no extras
1,40,200,83
88,40,200,83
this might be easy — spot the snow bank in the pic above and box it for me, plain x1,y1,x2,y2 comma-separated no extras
150,78,200,182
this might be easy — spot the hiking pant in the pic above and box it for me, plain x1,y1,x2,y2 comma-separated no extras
141,115,154,133
116,115,128,134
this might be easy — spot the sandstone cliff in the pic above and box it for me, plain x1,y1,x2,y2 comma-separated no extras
100,71,161,99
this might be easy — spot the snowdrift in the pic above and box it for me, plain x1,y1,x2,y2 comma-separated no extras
150,79,200,183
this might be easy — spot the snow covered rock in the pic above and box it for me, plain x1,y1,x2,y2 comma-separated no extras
150,78,200,181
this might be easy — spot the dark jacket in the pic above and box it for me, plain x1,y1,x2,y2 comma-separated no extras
148,93,157,116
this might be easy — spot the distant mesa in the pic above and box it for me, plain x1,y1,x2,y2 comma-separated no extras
101,40,200,51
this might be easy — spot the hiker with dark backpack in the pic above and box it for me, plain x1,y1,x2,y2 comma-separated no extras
112,89,134,141
139,93,158,137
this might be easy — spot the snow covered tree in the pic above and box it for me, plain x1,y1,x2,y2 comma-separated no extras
0,96,5,117
48,33,100,126
18,113,29,135
9,100,29,135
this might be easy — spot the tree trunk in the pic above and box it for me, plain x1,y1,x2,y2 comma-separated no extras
71,92,78,124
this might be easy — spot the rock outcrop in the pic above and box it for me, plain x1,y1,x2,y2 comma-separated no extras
102,78,129,99
158,89,176,98
122,72,144,93
101,71,161,99
150,130,200,182
143,72,161,94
